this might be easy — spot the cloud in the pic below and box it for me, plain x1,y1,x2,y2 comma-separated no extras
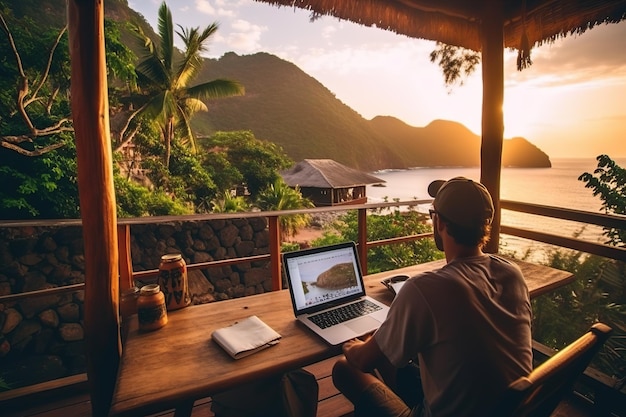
195,0,216,15
223,19,268,52
505,21,626,88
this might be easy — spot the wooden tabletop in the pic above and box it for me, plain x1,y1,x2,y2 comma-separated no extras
109,257,574,417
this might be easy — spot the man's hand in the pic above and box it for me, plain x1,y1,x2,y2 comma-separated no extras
341,334,382,372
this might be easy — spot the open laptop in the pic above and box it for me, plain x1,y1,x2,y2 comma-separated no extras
282,242,390,345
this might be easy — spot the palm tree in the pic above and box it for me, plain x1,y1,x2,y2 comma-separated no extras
125,2,244,167
256,179,314,240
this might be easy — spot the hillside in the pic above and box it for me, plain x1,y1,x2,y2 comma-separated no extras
196,51,551,170
3,0,552,171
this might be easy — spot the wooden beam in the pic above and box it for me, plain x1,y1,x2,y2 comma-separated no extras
67,1,120,416
358,208,368,274
269,216,282,290
480,0,505,254
117,224,133,291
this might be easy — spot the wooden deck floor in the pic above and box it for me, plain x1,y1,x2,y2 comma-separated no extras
2,355,597,417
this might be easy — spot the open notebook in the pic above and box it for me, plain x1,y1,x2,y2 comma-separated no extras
282,242,389,345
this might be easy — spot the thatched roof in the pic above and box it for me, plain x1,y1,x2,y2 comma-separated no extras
255,0,626,52
281,159,385,188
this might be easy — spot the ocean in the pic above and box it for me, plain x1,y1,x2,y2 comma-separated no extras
366,157,626,260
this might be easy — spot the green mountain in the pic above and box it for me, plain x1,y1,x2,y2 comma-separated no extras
194,52,550,170
3,0,552,171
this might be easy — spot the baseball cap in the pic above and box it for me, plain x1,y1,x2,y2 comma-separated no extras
427,177,494,228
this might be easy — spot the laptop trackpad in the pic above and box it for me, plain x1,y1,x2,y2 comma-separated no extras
346,316,380,335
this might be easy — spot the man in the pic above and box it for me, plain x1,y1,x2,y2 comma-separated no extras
332,177,532,417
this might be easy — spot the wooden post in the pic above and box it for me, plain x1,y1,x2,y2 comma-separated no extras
67,1,120,416
480,0,504,254
117,224,133,291
357,208,368,274
269,216,282,290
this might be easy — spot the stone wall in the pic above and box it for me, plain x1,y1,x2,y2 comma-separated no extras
0,217,271,390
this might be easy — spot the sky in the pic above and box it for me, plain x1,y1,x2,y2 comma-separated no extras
129,0,626,159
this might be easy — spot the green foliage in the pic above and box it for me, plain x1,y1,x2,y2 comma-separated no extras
429,42,481,88
201,130,293,197
533,155,626,381
0,375,10,391
114,175,189,217
312,208,443,274
137,144,216,213
579,154,626,246
211,191,250,213
0,134,79,219
256,178,313,239
127,1,243,166
531,250,626,380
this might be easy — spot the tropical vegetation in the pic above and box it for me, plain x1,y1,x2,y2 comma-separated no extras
120,2,244,167
310,204,444,273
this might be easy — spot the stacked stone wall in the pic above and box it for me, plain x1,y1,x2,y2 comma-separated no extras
0,217,270,389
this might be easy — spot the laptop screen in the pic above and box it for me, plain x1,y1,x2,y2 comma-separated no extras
283,242,366,315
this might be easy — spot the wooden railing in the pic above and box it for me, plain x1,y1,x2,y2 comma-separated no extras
1,199,625,305
1,199,625,411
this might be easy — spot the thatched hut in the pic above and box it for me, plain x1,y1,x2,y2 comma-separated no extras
281,159,385,206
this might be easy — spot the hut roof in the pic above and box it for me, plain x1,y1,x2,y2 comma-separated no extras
254,0,626,53
281,159,385,188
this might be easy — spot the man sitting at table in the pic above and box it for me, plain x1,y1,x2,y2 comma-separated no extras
332,177,532,417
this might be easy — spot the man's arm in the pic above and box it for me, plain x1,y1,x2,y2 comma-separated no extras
343,335,386,372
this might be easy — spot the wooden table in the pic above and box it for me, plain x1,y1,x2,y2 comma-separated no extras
108,257,574,417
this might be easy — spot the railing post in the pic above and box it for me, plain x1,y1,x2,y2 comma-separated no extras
269,216,282,291
117,224,133,291
358,208,368,274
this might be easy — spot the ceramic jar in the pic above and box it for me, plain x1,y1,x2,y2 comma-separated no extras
158,253,191,311
137,284,168,331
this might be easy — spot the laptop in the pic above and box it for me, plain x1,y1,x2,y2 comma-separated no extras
282,242,390,345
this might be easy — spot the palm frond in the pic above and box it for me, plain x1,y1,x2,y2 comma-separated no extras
157,1,174,74
186,79,244,100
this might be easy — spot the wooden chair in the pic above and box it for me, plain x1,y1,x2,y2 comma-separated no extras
489,322,613,417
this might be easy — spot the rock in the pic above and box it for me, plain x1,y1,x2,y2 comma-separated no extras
22,270,48,292
57,303,80,322
0,281,11,296
9,319,42,351
192,293,216,304
239,224,254,241
38,309,59,328
192,239,206,251
0,335,10,357
235,241,255,257
219,224,239,247
158,224,177,238
32,328,55,354
243,268,270,288
2,355,66,388
19,291,61,319
254,230,270,248
54,246,70,262
51,263,73,284
41,236,57,252
188,270,213,297
248,217,267,232
2,308,22,334
192,251,213,264
315,262,358,289
20,253,43,266
59,323,84,342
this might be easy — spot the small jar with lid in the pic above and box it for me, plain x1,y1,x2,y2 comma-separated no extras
158,253,191,311
119,286,139,319
137,284,168,331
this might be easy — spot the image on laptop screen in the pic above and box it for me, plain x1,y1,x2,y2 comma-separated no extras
284,243,365,314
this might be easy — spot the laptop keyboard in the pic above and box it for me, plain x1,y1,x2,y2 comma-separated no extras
308,299,382,329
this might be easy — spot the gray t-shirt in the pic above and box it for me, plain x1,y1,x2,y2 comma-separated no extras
374,254,532,417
